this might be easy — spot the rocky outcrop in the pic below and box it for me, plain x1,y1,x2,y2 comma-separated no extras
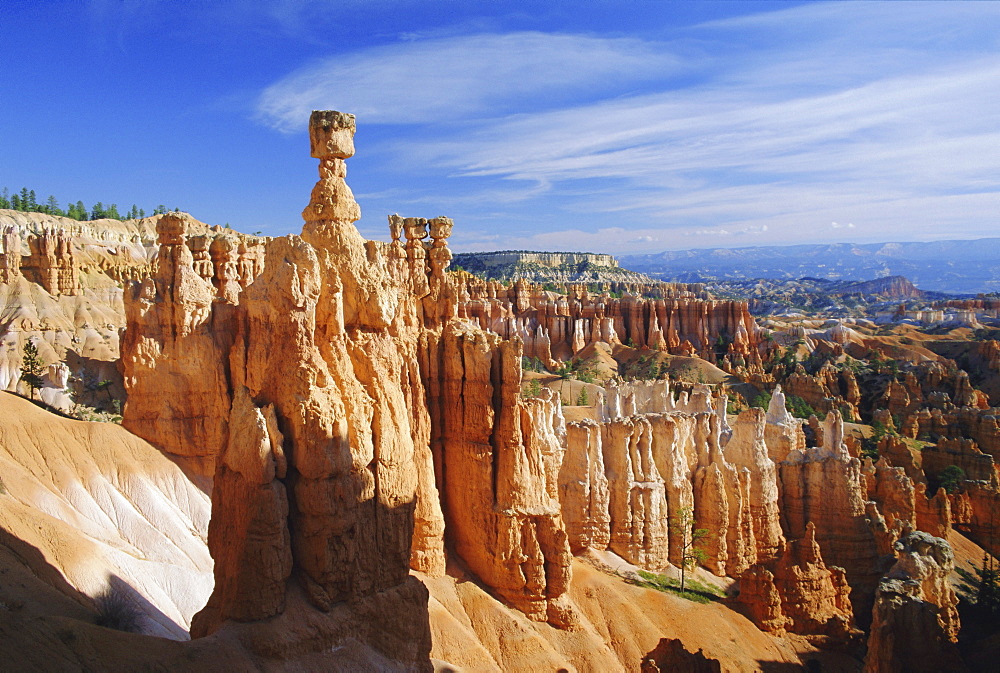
725,409,784,563
779,411,892,621
0,209,265,291
914,483,952,539
561,420,611,552
1,224,21,283
950,481,1000,558
192,387,292,627
734,522,854,637
904,406,1000,461
558,403,784,578
782,364,860,421
22,227,80,295
121,214,236,478
180,111,439,668
840,275,924,299
863,532,962,673
922,437,998,487
451,250,654,285
763,385,806,463
120,111,587,667
599,379,715,420
456,250,620,269
429,321,572,625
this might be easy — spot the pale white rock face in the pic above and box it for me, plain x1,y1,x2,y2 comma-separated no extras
602,416,671,570
560,420,611,551
460,251,620,269
766,385,796,427
599,380,715,420
33,362,74,410
723,409,785,564
819,410,850,459
561,401,786,578
0,394,212,640
763,384,806,463
715,393,733,444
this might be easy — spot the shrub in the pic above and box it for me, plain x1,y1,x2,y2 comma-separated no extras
94,587,143,633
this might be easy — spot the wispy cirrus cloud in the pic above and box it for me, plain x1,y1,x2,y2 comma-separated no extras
256,1,1000,253
257,31,686,130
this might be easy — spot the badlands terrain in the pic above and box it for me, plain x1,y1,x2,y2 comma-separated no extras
1,111,998,671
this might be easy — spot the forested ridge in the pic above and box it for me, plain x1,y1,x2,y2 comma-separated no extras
0,186,177,221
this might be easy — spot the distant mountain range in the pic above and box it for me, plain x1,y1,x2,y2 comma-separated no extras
618,238,1000,295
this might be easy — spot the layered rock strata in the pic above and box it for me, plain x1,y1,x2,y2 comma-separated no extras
1,224,21,283
456,277,763,372
778,411,892,621
428,322,572,624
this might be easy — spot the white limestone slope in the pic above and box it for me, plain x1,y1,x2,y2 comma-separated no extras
0,392,212,639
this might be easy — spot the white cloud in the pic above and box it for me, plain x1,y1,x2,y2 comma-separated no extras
261,2,1000,250
257,32,683,130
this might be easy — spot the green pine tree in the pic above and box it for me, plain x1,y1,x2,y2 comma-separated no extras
958,552,1000,618
20,340,45,400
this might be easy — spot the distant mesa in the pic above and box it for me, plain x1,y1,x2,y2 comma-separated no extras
453,249,652,283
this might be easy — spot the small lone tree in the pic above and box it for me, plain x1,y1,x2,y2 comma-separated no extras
20,340,44,400
671,506,709,593
576,388,589,406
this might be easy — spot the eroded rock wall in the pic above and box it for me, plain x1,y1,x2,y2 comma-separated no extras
559,405,784,578
456,277,763,371
779,412,892,621
863,532,962,673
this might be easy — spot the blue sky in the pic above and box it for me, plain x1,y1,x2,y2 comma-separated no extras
2,1,998,253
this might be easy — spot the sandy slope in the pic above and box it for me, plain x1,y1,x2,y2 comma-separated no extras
0,392,212,639
423,558,828,672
